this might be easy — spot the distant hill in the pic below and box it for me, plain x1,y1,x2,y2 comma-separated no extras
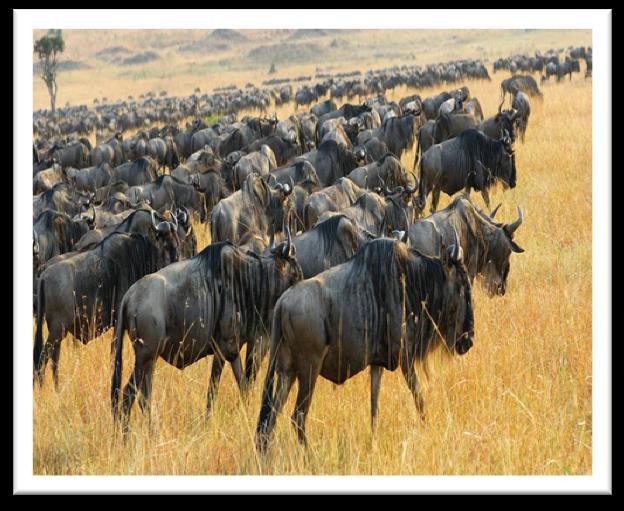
178,29,248,53
33,60,90,74
119,51,160,66
289,29,328,40
247,42,322,64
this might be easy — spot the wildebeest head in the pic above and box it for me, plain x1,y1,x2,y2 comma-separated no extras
73,203,97,230
500,129,517,188
439,230,475,355
478,205,525,296
268,222,304,292
151,210,180,264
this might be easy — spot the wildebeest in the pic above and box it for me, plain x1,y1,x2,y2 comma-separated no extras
501,75,542,99
33,209,94,276
408,196,524,295
242,134,302,167
303,177,365,230
113,156,159,186
282,214,373,278
74,208,196,260
346,153,410,191
48,140,91,170
33,183,88,219
418,129,516,212
111,235,303,429
66,163,113,193
33,163,66,194
319,189,413,238
256,236,474,452
422,91,453,120
146,136,180,172
34,223,180,387
89,133,125,167
296,139,366,187
232,145,278,190
270,159,319,189
127,175,208,223
511,91,531,142
478,105,517,144
211,173,293,245
432,113,481,145
358,109,424,159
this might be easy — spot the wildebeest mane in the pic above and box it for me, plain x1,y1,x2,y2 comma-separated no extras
455,129,506,186
193,242,276,338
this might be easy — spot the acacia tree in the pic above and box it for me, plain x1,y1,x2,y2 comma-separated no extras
34,29,65,117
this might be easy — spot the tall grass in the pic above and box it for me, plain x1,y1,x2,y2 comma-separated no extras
33,63,591,476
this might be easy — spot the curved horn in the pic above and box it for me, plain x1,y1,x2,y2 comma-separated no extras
282,222,292,257
489,203,502,219
505,207,523,235
403,207,410,232
406,171,418,193
180,206,190,224
88,204,96,225
151,209,160,230
267,173,277,186
498,97,505,113
169,211,178,232
448,228,463,263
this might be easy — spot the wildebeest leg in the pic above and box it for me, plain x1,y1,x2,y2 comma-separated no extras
121,343,156,433
370,365,383,433
400,354,425,422
206,353,225,417
481,188,491,210
230,354,248,396
430,187,441,213
36,332,62,387
245,336,270,386
50,341,62,390
291,359,323,447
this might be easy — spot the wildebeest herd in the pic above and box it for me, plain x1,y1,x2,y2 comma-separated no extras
33,46,588,454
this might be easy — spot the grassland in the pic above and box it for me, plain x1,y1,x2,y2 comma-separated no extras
33,29,592,475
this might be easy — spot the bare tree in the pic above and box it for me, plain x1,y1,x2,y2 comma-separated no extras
34,29,65,117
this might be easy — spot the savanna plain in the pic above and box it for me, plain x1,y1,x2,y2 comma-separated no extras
33,29,592,475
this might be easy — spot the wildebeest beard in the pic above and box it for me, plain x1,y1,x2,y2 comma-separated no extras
344,240,472,368
456,131,514,189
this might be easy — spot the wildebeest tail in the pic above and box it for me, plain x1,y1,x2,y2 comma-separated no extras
33,277,45,377
111,295,127,418
256,301,282,450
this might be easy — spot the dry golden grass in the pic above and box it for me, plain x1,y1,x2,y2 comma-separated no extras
33,30,592,476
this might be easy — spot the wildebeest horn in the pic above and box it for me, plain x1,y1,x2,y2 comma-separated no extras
448,228,463,263
282,222,292,257
179,206,190,225
151,209,161,230
504,207,523,235
403,207,410,232
490,203,502,219
33,229,40,254
498,98,505,113
169,211,178,232
392,230,406,243
87,204,96,226
267,173,277,186
406,171,418,193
